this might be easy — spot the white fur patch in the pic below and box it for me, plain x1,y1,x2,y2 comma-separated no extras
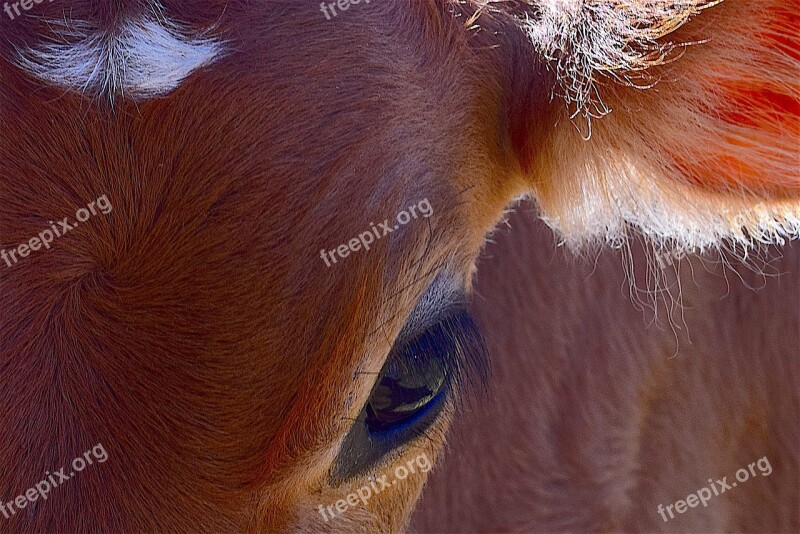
17,15,223,102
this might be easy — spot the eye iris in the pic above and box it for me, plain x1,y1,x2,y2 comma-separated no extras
365,332,448,432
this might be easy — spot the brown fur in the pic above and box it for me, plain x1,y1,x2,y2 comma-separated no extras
412,204,799,532
0,0,796,532
510,0,800,251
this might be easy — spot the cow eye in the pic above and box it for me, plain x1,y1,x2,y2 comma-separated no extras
330,304,487,482
364,319,450,432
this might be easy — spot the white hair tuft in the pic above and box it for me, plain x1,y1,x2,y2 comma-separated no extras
523,0,719,121
16,13,223,103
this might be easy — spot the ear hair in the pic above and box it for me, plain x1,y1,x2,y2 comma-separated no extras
522,0,719,122
496,0,799,254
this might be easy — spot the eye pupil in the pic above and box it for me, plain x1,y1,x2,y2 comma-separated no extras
365,338,447,432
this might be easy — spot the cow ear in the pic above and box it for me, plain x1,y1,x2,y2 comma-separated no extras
507,0,799,252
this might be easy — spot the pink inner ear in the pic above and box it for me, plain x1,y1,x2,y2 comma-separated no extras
519,0,798,199
674,86,800,197
665,7,800,197
671,77,800,196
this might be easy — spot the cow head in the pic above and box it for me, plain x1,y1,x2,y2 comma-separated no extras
0,0,796,531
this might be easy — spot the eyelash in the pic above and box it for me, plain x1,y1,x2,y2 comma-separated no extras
372,308,490,449
394,308,489,407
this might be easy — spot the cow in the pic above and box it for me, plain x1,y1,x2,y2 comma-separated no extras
0,0,796,532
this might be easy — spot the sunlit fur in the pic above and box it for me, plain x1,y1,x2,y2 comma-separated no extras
524,0,720,120
511,0,800,254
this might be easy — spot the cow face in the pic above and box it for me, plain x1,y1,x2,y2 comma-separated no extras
0,0,796,531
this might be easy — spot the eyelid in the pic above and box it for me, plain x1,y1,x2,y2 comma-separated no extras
387,274,489,410
391,274,467,349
